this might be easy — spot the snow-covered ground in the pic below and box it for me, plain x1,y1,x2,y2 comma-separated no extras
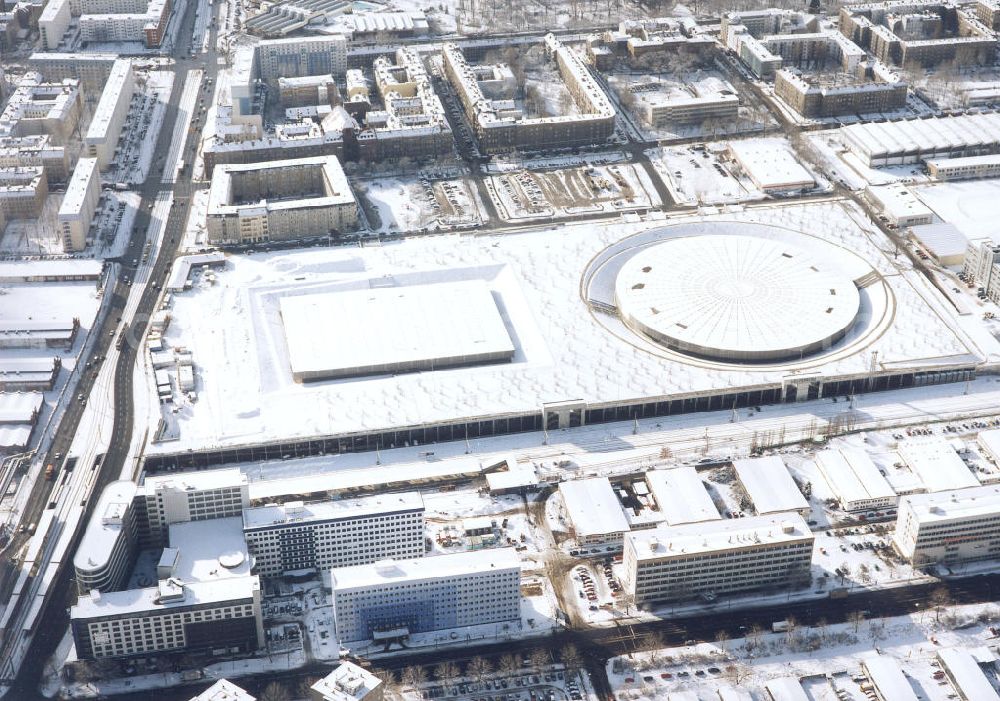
486,164,659,221
357,176,488,233
607,602,1000,701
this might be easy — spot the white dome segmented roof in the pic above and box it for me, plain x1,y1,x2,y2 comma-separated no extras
614,235,862,362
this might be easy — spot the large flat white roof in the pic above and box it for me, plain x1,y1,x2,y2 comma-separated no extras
560,477,630,538
244,491,423,530
167,517,251,582
732,455,810,515
937,648,1000,701
978,428,1000,462
0,392,43,423
0,258,102,281
814,448,895,508
644,466,721,525
280,280,516,381
897,438,979,492
331,547,520,591
142,467,246,494
764,678,809,701
900,484,1000,525
727,139,815,191
70,574,260,619
626,511,812,562
861,655,918,701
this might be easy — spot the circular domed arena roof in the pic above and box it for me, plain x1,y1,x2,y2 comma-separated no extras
613,235,861,362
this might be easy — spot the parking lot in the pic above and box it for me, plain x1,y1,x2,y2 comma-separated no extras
423,669,585,701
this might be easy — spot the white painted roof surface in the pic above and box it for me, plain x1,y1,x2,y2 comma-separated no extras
897,438,980,492
614,235,861,361
732,455,810,515
244,491,423,529
70,575,260,618
167,517,251,582
727,139,815,190
280,280,515,380
645,466,721,525
560,477,629,539
330,547,520,591
900,485,1000,524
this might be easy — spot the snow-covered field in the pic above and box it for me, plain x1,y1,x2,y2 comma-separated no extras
146,199,982,453
647,143,758,206
358,176,488,233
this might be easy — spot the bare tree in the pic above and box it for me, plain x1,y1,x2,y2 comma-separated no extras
724,662,752,685
930,586,952,623
373,669,399,699
714,629,729,653
259,682,290,701
297,677,320,699
467,656,493,685
401,665,428,689
560,643,583,678
528,647,551,672
498,654,520,678
847,610,866,633
434,661,459,692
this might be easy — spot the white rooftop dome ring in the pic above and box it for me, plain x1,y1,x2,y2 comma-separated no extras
614,235,861,363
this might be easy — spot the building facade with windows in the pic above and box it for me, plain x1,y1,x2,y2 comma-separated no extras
893,485,1000,565
330,548,521,644
73,480,139,594
243,492,425,577
139,469,250,547
622,512,814,605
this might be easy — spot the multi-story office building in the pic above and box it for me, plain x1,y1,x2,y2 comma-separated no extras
243,492,425,577
622,512,814,606
206,155,357,245
73,480,139,595
257,36,348,82
84,59,134,169
140,468,250,547
442,35,615,154
638,86,738,126
331,548,521,644
58,156,100,251
27,52,119,89
68,0,172,46
927,154,1000,181
893,485,1000,566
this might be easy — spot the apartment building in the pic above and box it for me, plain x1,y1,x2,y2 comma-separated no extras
279,74,339,108
774,64,907,118
27,52,119,89
39,0,70,47
977,0,1000,29
83,59,134,169
0,72,81,143
243,492,425,577
205,155,357,245
257,35,348,82
893,485,1000,566
0,167,48,223
68,0,172,46
139,468,250,547
442,35,614,154
73,480,140,594
331,548,521,644
58,156,100,251
622,512,814,606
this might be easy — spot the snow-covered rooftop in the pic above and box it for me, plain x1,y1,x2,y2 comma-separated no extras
189,679,256,701
243,491,423,530
644,466,721,525
330,547,520,591
626,511,812,561
560,477,629,539
860,655,918,701
936,647,1000,701
73,480,138,576
732,456,810,515
897,438,979,492
814,448,896,510
166,517,251,582
280,280,515,382
70,574,260,619
900,484,1000,525
727,139,815,191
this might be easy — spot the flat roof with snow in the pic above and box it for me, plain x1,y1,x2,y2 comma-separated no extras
560,477,629,539
727,139,815,191
626,511,812,562
897,438,979,492
167,517,251,582
978,428,1000,463
861,655,918,701
73,480,138,576
764,677,809,701
70,574,260,619
243,491,423,530
280,280,516,381
0,259,102,282
815,448,896,511
645,466,721,525
330,547,520,591
0,392,43,423
732,456,810,515
900,484,1000,525
937,648,1000,701
142,467,246,494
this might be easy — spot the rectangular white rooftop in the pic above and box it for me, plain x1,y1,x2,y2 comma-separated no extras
71,574,260,619
644,466,721,525
142,467,246,494
764,677,809,701
0,259,102,282
331,547,520,591
937,648,1000,701
727,139,814,191
899,484,1000,525
560,477,629,539
167,516,251,582
0,392,43,423
279,280,516,381
814,448,896,511
978,428,1000,463
243,491,423,530
732,456,810,515
898,438,980,492
861,655,918,701
626,511,812,561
